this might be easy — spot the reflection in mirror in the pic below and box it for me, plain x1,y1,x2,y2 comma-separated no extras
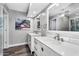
49,19,56,30
49,3,79,31
70,18,79,31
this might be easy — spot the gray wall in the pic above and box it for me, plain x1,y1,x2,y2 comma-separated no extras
8,9,30,46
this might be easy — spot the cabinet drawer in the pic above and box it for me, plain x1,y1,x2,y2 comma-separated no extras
41,43,61,56
34,39,60,56
34,39,43,56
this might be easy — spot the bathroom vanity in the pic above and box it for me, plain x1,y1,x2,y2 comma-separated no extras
34,36,79,56
34,37,61,56
27,3,79,56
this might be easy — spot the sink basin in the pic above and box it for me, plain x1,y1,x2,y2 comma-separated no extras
61,42,79,56
41,37,62,46
47,37,79,56
60,36,79,46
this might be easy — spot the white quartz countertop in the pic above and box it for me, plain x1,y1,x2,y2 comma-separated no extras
34,37,79,56
28,32,41,36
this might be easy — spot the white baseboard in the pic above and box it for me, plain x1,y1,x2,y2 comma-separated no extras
9,42,28,48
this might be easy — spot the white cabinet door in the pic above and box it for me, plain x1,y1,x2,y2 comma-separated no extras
34,39,40,55
41,43,61,56
31,36,35,52
34,39,44,56
27,34,31,49
3,15,8,48
34,39,61,56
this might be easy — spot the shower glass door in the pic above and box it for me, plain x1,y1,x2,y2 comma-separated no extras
0,6,3,55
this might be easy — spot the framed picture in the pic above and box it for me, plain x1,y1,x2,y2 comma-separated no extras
15,18,30,30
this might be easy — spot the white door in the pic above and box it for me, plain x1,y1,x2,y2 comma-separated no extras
0,6,3,55
3,14,8,48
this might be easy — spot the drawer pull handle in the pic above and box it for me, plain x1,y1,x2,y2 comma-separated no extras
41,47,44,52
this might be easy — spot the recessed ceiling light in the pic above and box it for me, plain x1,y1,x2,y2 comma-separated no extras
55,3,59,6
30,3,32,6
33,11,36,14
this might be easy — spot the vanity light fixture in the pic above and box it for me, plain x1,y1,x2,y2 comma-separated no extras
48,3,60,10
30,3,32,6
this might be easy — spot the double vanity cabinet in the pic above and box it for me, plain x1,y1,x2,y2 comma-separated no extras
27,32,79,56
34,37,79,56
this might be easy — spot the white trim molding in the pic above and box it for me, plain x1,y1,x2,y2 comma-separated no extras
9,42,28,48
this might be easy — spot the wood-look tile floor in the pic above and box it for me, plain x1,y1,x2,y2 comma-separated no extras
3,45,32,56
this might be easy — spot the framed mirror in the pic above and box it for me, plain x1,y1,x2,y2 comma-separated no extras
48,3,79,32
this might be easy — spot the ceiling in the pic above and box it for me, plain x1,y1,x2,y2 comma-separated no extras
27,3,50,17
5,3,79,18
5,3,50,18
6,3,29,12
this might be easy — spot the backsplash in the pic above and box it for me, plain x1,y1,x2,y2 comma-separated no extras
47,31,79,45
47,31,79,39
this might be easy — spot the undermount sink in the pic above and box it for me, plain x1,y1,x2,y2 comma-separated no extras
47,36,79,56
61,42,79,56
50,38,79,56
41,37,62,46
60,36,79,46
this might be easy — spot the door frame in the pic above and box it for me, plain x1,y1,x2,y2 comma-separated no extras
3,6,9,49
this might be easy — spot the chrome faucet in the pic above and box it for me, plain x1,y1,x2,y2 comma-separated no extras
54,33,60,41
54,33,64,42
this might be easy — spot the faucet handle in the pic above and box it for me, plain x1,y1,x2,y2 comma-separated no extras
60,38,64,42
53,36,56,39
